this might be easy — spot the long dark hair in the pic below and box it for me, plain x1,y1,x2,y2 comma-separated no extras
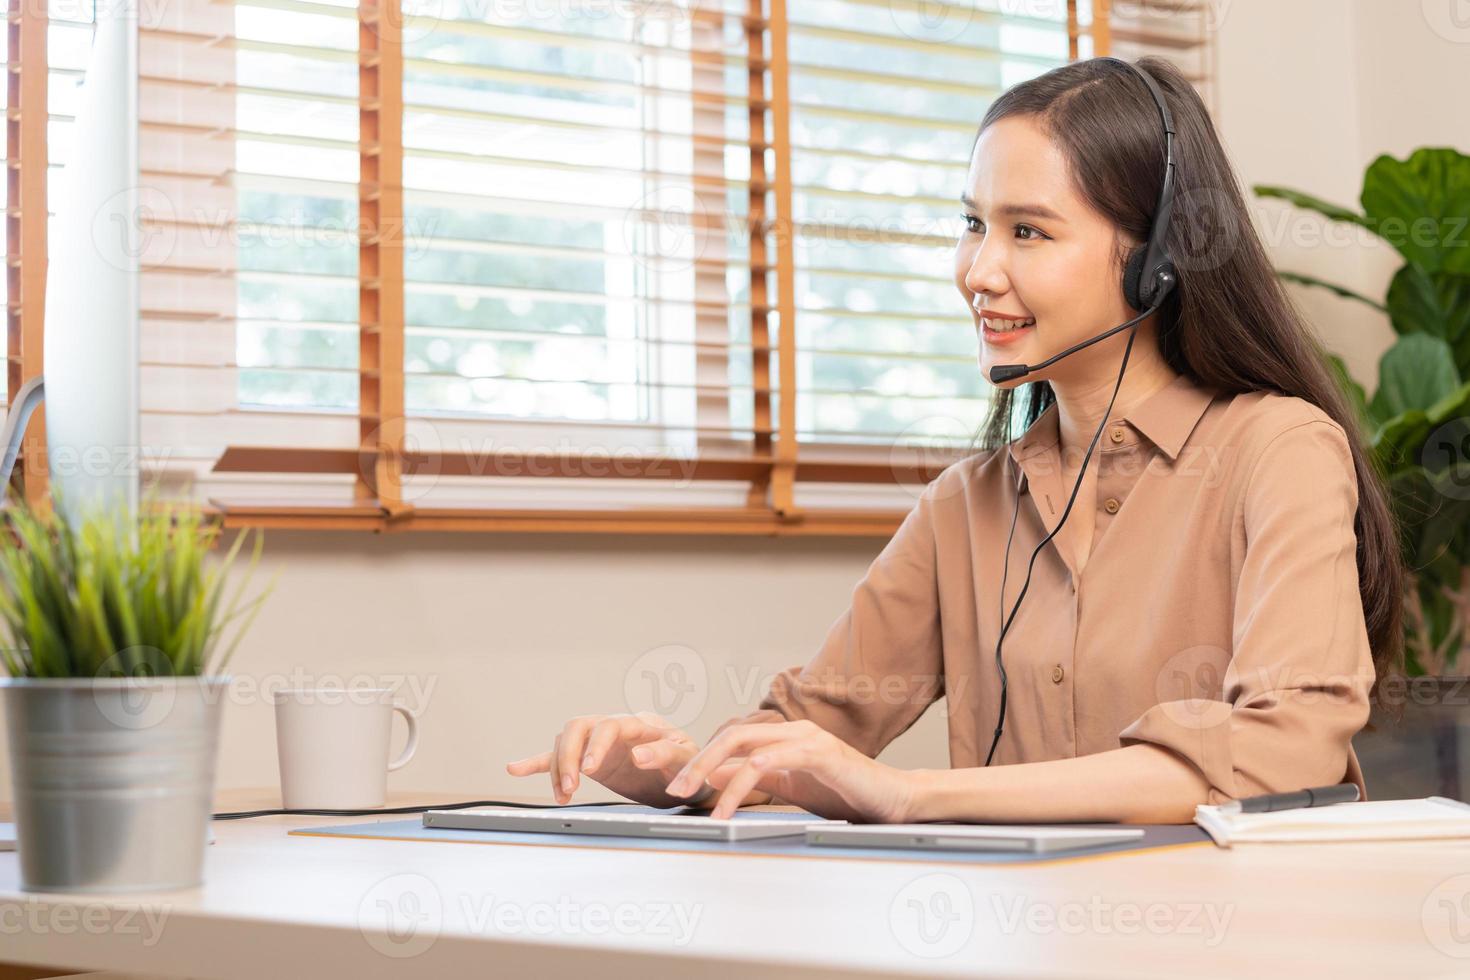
970,56,1405,697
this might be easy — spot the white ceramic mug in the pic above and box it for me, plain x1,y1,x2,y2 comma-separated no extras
272,687,420,809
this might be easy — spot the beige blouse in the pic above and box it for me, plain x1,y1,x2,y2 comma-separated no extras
722,371,1376,805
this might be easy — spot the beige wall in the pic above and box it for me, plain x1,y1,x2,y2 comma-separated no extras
2,0,1464,805
1213,0,1469,386
195,530,950,802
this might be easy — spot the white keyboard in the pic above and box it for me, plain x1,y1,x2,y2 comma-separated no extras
496,811,790,827
422,806,848,842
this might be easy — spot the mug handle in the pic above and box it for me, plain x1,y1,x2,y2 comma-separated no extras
388,702,420,772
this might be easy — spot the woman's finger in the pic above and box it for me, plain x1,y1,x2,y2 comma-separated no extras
627,735,683,771
708,741,822,819
505,751,551,776
580,717,630,773
553,717,603,798
701,757,750,788
550,731,569,803
705,740,834,822
584,715,680,772
667,722,802,798
706,755,785,819
552,731,567,799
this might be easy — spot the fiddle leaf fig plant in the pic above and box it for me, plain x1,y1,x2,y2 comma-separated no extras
1256,147,1470,676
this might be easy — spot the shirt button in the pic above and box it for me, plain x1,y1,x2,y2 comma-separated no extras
1051,664,1065,684
1104,497,1120,514
1109,426,1125,443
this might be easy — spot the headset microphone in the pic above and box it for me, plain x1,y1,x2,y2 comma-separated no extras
987,298,1169,384
981,57,1180,768
988,364,1029,384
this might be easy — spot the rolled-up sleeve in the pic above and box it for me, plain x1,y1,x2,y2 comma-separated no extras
1118,419,1376,805
711,475,947,758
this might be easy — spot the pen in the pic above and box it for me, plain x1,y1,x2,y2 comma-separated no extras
1216,782,1361,816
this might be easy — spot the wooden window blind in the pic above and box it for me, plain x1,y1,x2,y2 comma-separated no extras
1078,0,1218,114
779,1,1072,515
3,0,49,510
6,0,1215,536
146,1,373,513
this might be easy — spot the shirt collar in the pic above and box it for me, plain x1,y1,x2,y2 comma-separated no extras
1008,371,1219,469
1128,371,1221,461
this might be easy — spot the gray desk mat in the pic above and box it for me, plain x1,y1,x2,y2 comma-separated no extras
289,804,1214,866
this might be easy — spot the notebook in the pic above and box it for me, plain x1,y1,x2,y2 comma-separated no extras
1194,796,1470,847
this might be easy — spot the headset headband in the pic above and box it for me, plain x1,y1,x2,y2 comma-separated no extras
1097,56,1177,309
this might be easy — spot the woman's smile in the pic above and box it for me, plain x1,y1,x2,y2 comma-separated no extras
978,308,1037,345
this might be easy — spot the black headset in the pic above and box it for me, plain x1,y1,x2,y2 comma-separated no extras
982,57,1180,766
1119,60,1179,314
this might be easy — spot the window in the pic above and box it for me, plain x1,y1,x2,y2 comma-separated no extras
8,0,1216,534
783,0,1070,511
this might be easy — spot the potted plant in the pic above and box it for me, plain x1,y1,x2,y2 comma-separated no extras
1255,146,1470,798
0,494,272,892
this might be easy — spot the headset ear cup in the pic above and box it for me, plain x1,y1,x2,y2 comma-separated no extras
1123,245,1148,311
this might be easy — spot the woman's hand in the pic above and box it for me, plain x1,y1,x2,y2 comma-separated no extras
663,719,918,822
505,712,715,809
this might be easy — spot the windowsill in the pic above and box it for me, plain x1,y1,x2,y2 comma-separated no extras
206,498,909,538
153,442,957,537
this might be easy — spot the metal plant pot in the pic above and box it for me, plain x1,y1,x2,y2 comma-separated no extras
1,675,228,893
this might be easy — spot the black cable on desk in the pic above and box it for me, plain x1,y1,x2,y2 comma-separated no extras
212,799,638,820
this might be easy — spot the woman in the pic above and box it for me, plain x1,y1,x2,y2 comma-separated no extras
507,56,1405,824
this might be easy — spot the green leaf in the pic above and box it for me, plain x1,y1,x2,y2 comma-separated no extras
1386,264,1470,365
74,574,114,672
19,579,66,677
1360,148,1470,275
1374,377,1470,483
1391,465,1470,572
1425,378,1470,428
1372,409,1432,472
1275,270,1387,311
1252,185,1375,229
1369,334,1461,423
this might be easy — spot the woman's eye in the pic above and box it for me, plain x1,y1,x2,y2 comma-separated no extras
1016,224,1046,241
962,215,983,234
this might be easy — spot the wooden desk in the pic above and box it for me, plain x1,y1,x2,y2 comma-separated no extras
2,789,1468,978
